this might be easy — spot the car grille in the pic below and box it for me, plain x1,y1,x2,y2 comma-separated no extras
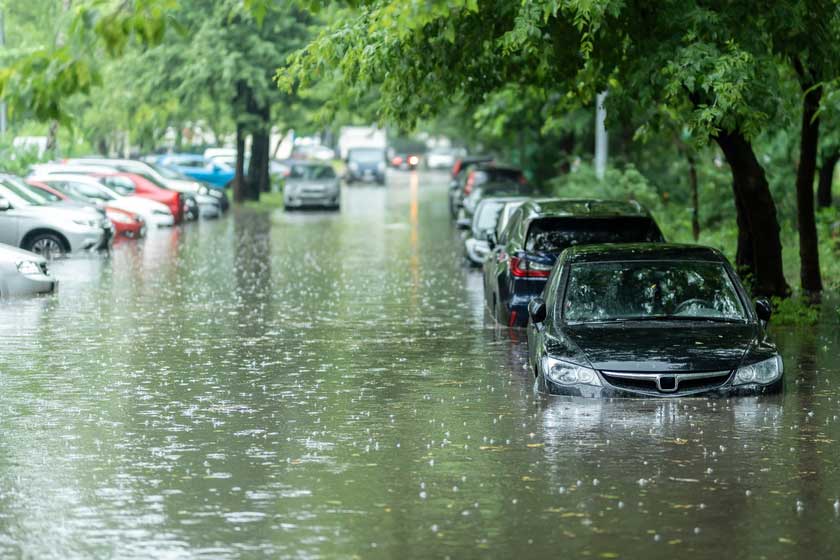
599,370,732,396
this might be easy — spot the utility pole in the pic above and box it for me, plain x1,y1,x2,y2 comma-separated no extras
0,8,7,137
594,91,608,179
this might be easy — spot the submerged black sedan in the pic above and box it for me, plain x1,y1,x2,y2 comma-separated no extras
527,244,783,398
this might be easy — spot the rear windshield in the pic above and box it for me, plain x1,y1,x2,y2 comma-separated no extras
348,149,384,163
526,217,662,253
289,165,336,180
475,200,505,230
475,168,524,185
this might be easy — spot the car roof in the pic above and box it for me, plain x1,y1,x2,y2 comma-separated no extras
519,198,652,219
562,243,728,264
476,196,530,207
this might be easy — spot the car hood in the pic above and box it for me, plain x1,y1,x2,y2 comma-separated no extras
563,322,757,373
0,242,46,263
117,197,172,214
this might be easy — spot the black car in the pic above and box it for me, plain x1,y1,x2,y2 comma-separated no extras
483,198,664,327
527,243,783,398
346,147,386,185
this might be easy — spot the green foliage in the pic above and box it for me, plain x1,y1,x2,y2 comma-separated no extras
770,296,821,326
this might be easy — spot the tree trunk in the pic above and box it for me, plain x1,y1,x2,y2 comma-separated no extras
794,82,823,297
233,121,246,203
688,152,700,241
817,151,838,208
714,130,790,298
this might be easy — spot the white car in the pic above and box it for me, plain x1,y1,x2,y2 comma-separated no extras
0,242,57,297
29,174,176,227
425,148,463,170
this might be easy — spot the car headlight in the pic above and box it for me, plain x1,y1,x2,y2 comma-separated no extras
73,218,98,228
543,358,602,386
348,162,359,171
16,260,43,276
733,356,783,385
152,209,171,216
198,185,209,195
377,161,386,171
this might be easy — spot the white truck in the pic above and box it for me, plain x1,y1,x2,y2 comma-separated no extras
337,126,387,160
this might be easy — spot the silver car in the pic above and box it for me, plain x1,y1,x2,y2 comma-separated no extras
458,197,528,266
0,176,109,257
284,162,341,210
0,242,57,297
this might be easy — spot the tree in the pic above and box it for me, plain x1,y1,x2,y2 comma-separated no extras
284,0,801,296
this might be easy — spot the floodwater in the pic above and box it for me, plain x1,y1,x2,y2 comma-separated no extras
1,171,839,559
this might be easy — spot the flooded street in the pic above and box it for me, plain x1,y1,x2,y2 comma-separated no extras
2,171,840,559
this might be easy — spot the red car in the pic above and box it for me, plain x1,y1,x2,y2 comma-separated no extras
25,180,146,239
89,172,183,223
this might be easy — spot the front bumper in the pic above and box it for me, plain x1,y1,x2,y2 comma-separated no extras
538,373,783,398
65,227,108,252
347,170,385,183
284,193,340,208
3,271,57,297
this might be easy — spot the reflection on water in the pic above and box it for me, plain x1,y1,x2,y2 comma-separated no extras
1,171,839,558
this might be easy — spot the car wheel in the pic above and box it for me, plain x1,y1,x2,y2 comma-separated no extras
25,233,66,259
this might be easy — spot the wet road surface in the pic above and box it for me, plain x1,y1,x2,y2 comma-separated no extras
1,171,840,558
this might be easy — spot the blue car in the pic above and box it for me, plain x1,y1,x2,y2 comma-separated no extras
483,198,665,327
155,154,234,190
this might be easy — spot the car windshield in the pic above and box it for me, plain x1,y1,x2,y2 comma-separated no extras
474,200,505,230
65,181,117,201
562,260,748,323
288,165,336,180
348,149,383,163
0,177,46,206
526,217,662,253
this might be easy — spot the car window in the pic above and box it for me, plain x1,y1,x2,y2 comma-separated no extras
526,217,662,253
561,261,747,323
289,165,336,180
0,178,45,206
26,184,62,202
102,176,136,195
475,201,504,230
64,181,114,201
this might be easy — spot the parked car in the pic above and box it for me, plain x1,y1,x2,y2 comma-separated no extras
450,163,523,219
450,155,492,179
0,242,57,297
148,161,229,212
154,154,235,190
284,162,341,211
29,173,177,227
527,243,783,398
345,147,386,185
26,179,146,239
483,198,665,327
64,158,216,219
458,197,528,266
460,180,539,219
0,175,110,257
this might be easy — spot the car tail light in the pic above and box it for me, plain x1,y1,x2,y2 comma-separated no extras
510,256,552,278
392,156,403,166
463,172,476,195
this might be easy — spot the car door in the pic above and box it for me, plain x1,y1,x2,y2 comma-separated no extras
484,209,521,320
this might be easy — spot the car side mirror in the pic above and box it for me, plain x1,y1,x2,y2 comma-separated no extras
487,232,497,249
754,298,772,325
528,297,547,324
0,198,10,211
455,217,471,230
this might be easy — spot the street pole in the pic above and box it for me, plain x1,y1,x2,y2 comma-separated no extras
594,90,608,180
0,8,7,137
